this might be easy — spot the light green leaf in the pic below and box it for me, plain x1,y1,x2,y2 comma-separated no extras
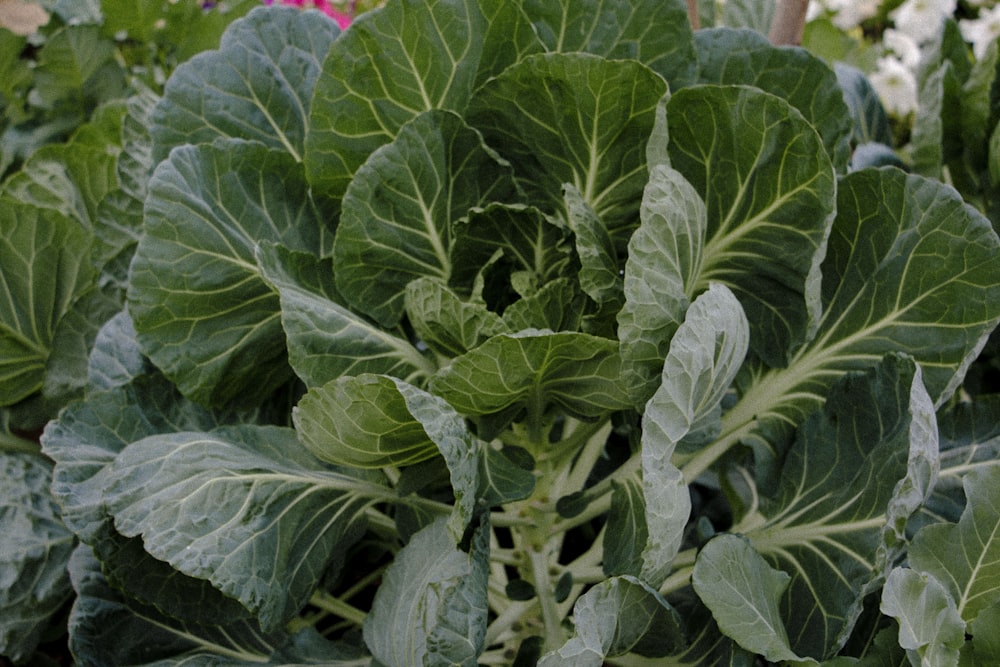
102,425,379,632
564,183,623,314
693,533,804,663
603,478,648,578
332,110,520,327
257,243,434,388
539,575,686,665
617,164,704,405
405,277,509,357
306,0,541,199
466,53,668,238
31,24,125,113
67,545,360,667
128,139,332,407
501,278,586,334
0,453,75,663
0,201,94,406
640,285,747,585
968,599,1000,663
741,354,938,659
908,466,1000,623
86,310,148,393
694,28,853,172
151,5,340,163
718,169,1000,474
364,517,489,667
431,330,631,431
666,84,835,367
521,0,696,88
881,568,964,667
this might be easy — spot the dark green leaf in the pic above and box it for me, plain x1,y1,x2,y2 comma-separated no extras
32,24,125,113
834,63,893,147
405,277,509,357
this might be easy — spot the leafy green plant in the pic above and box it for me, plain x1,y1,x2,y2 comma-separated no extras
3,0,1000,664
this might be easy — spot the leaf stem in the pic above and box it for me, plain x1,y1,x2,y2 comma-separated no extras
0,430,42,455
308,590,368,626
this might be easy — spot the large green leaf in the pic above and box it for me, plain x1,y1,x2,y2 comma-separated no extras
521,0,697,88
539,575,686,665
332,110,520,327
834,63,892,148
908,466,1000,624
880,568,964,667
0,201,94,406
718,169,1000,475
363,517,490,666
617,164,704,404
694,28,853,172
128,139,332,407
68,545,361,667
102,424,380,632
306,0,541,199
150,5,340,163
257,243,434,388
739,354,938,659
31,24,125,114
666,84,835,367
466,53,668,238
430,330,631,434
0,453,75,663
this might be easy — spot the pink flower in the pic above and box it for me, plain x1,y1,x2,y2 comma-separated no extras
262,0,353,29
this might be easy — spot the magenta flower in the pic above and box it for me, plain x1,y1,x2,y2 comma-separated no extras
262,0,353,29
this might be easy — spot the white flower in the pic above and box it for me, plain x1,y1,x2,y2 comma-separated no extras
890,0,957,43
960,5,1000,60
869,57,919,116
807,0,879,30
882,29,922,70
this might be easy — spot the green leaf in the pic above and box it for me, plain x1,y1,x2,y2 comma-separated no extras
86,311,148,393
0,201,94,406
431,330,631,430
880,568,964,667
0,453,75,663
719,169,1000,473
256,243,434,388
467,53,668,238
363,517,489,666
564,183,623,314
719,0,774,33
539,575,686,665
68,545,360,666
617,164,704,404
834,63,893,147
521,0,697,88
693,533,804,664
151,5,341,163
912,60,964,180
638,284,748,585
332,109,520,327
502,278,586,334
128,139,332,407
908,466,1000,623
741,354,938,659
102,424,378,632
666,84,835,367
405,277,509,357
306,0,541,199
31,24,125,113
694,28,853,172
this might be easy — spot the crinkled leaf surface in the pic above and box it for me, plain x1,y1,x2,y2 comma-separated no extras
880,568,964,667
742,354,938,659
257,243,433,388
306,0,541,199
720,168,1000,472
128,139,332,407
908,466,1000,623
693,534,804,664
666,84,835,367
151,6,340,163
694,28,853,172
67,545,358,667
102,424,380,632
466,53,668,238
617,164,705,404
0,453,75,663
363,517,489,667
332,109,520,327
431,330,631,429
86,310,148,393
564,183,622,315
0,201,94,406
405,277,508,357
521,0,696,88
539,575,686,665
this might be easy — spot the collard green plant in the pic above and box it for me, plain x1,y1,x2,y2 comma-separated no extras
3,0,1000,664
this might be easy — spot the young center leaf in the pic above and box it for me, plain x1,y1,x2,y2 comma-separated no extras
101,425,383,632
332,109,521,327
150,5,341,163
